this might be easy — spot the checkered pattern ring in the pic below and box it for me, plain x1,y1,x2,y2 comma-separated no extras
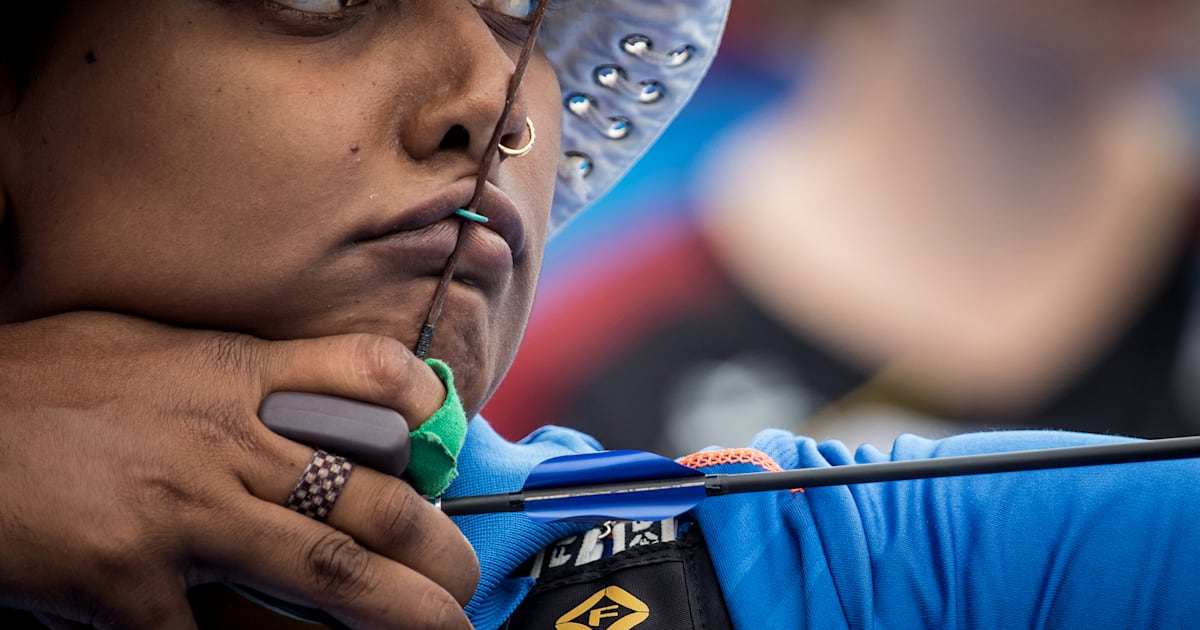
286,449,354,521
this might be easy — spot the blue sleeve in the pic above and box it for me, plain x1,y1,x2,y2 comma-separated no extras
449,418,601,629
692,430,1200,629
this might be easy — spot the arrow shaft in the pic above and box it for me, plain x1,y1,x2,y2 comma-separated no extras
436,492,524,516
437,436,1200,519
439,478,710,517
713,435,1200,495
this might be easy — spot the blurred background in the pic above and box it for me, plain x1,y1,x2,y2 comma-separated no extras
486,0,1200,456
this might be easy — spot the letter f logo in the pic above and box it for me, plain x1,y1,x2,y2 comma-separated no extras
555,586,650,630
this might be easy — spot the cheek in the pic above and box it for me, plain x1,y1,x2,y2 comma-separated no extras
520,57,564,241
9,15,373,311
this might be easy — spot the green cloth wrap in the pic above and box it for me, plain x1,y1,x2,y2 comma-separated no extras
406,358,468,497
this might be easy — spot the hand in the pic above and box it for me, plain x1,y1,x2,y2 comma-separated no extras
0,311,478,629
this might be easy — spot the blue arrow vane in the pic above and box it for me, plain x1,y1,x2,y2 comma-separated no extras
437,436,1200,522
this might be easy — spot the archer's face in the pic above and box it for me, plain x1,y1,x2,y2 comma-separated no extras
0,0,563,415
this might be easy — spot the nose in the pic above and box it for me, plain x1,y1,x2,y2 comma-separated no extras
399,5,531,166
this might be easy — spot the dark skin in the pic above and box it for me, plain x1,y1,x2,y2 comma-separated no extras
0,0,563,627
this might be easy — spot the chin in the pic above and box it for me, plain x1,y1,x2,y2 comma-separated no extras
411,285,532,418
421,320,506,418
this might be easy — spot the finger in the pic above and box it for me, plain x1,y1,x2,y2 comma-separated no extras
258,333,446,431
242,443,479,606
196,496,472,630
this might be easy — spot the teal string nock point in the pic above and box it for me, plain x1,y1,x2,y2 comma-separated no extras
455,208,489,223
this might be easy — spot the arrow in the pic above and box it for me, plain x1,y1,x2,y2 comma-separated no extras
438,435,1200,522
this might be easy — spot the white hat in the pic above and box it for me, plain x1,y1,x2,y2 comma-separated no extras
539,0,731,234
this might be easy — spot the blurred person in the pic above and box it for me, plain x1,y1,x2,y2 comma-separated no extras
487,0,1200,456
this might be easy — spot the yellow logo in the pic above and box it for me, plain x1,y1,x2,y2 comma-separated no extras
554,585,650,630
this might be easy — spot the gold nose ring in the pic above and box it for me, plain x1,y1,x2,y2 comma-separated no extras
498,117,536,157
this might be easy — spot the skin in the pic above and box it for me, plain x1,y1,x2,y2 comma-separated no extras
2,0,561,415
0,0,563,627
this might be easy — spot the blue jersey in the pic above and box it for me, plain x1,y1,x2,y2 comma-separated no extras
447,420,1200,629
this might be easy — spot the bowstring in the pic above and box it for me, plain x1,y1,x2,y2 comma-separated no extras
414,0,552,359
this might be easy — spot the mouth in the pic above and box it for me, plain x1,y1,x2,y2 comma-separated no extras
350,178,528,286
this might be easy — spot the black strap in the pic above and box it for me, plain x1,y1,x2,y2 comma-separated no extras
504,519,731,630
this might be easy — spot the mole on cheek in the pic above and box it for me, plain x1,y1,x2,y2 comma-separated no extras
84,51,97,64
349,143,361,154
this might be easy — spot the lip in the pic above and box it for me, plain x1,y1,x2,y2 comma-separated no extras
353,178,526,259
350,178,528,282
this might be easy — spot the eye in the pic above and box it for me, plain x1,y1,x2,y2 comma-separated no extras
472,0,536,44
271,0,368,14
470,0,535,20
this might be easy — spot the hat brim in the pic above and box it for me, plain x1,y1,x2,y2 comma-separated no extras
540,0,731,236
